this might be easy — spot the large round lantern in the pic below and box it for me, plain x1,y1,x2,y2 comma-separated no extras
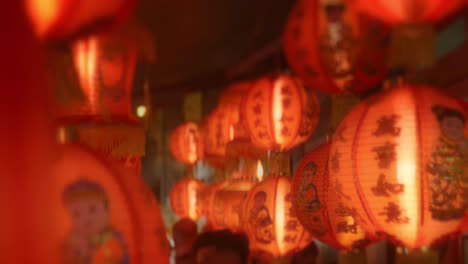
169,177,206,221
242,74,320,151
242,176,312,257
284,0,388,94
330,84,468,249
26,0,136,40
292,144,372,250
51,144,141,263
169,122,204,165
351,0,464,25
202,107,232,168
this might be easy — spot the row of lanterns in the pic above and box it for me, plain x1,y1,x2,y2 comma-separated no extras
167,0,468,261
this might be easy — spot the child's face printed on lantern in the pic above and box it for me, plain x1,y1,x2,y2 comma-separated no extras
302,163,317,185
67,197,109,238
441,116,465,141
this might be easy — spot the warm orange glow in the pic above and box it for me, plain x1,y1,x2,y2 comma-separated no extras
329,84,468,249
283,0,388,94
169,177,206,221
256,160,264,182
229,125,234,141
292,144,371,250
353,0,464,25
27,0,62,36
202,108,232,167
73,37,99,113
242,74,320,151
243,176,312,257
169,122,204,165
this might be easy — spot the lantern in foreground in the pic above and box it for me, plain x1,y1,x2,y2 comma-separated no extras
202,107,231,168
51,144,141,263
243,176,312,257
292,144,372,251
169,122,204,165
330,84,468,249
242,74,320,151
351,0,464,25
26,0,136,40
284,0,388,94
169,177,206,221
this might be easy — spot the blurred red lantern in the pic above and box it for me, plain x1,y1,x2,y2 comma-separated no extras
169,177,206,221
203,181,228,228
202,107,232,168
169,122,204,165
351,0,464,25
218,82,252,140
292,144,372,250
51,144,143,263
283,0,388,94
242,74,320,151
330,84,468,248
26,0,136,40
242,176,312,257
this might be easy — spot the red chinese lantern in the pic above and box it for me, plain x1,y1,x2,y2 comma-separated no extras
26,0,136,40
351,0,464,25
283,0,388,94
203,181,228,228
169,122,204,165
242,74,320,151
242,176,312,257
330,84,468,249
51,144,142,263
169,177,206,221
202,107,232,168
292,144,372,250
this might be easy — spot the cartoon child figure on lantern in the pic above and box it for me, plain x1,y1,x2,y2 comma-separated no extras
249,191,274,244
297,162,321,212
319,0,356,91
61,179,129,264
427,105,468,220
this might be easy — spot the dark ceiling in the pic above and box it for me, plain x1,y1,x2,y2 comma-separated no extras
135,0,295,95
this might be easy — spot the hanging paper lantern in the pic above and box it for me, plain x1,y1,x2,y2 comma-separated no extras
169,122,204,165
283,0,388,94
202,107,232,168
351,0,464,25
242,176,312,256
51,144,142,263
203,181,228,228
112,157,171,263
329,84,468,249
26,0,136,40
169,177,206,221
292,144,372,250
242,74,320,151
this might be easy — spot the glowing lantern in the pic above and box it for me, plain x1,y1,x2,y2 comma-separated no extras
330,84,468,249
202,107,232,168
283,0,388,94
292,144,372,250
203,181,228,228
169,177,206,221
242,176,312,256
218,82,252,140
26,0,136,40
242,74,320,151
351,0,464,25
51,144,142,263
169,122,204,165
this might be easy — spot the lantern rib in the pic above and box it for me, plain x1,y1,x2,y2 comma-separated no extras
351,104,379,228
412,86,425,244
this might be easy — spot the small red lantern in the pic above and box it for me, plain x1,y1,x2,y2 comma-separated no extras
202,107,232,168
352,0,464,25
169,122,204,165
292,144,372,250
26,0,136,40
283,0,388,94
242,74,320,151
330,84,468,248
169,177,206,221
242,176,312,257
